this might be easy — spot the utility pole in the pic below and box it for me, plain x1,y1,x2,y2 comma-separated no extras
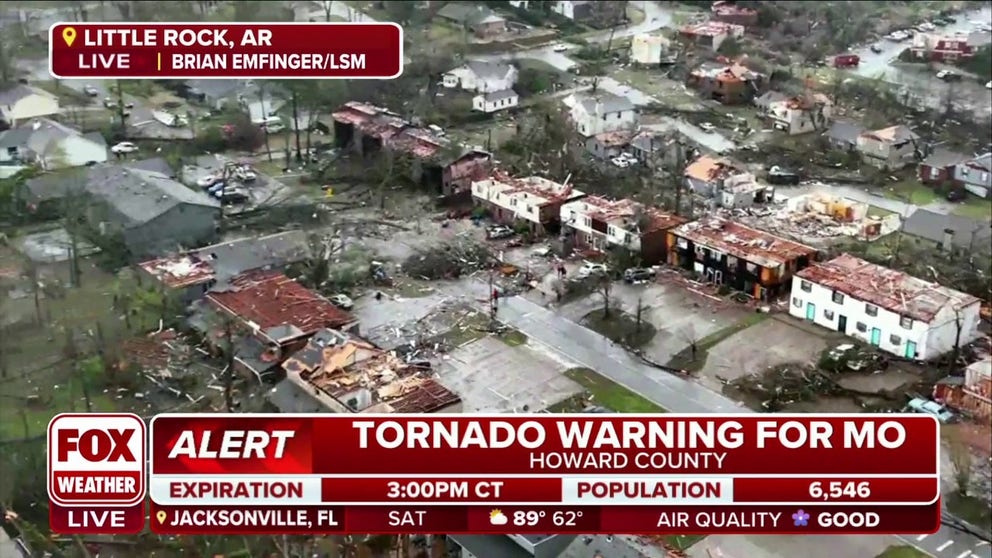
114,79,127,138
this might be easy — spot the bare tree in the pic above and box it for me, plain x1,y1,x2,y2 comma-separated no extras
681,324,699,363
634,297,645,333
598,274,614,318
946,428,973,496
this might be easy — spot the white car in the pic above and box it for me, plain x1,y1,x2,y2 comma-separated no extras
699,122,716,132
111,142,138,154
986,81,991,90
329,294,354,310
611,157,631,168
263,122,285,134
235,166,257,182
577,262,608,278
197,174,221,188
83,84,99,96
552,43,569,52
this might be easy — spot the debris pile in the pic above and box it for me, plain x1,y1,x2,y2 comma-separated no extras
725,363,842,411
403,241,496,280
116,329,209,407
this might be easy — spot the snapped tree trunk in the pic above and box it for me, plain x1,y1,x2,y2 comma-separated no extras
291,90,303,163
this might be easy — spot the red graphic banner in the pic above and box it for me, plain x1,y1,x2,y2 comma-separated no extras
49,23,403,79
149,414,940,475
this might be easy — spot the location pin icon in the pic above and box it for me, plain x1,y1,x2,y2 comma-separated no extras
156,510,167,524
62,27,77,47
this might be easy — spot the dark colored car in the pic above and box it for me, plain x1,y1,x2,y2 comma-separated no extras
623,267,656,283
767,166,801,185
946,188,967,202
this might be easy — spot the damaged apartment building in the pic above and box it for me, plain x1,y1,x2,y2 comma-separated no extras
668,218,819,299
276,328,462,414
789,254,981,360
471,172,585,235
331,101,492,202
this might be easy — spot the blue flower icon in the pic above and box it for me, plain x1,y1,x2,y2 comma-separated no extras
792,509,810,527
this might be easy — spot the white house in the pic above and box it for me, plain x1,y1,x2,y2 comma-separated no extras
766,94,834,135
567,93,637,138
789,254,981,360
551,1,593,21
472,173,584,234
0,85,60,127
472,89,519,113
631,33,671,65
0,118,108,173
443,60,518,93
509,0,530,8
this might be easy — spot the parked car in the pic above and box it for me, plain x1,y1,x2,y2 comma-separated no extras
986,80,991,90
936,70,961,81
329,294,354,310
699,122,716,132
611,157,631,168
486,225,515,240
234,166,257,182
197,174,222,188
767,165,801,185
207,181,229,194
216,188,250,204
552,43,569,52
577,262,608,278
110,142,138,154
531,245,554,258
945,188,967,202
262,121,285,133
83,84,99,96
104,97,134,109
623,267,656,283
870,44,883,54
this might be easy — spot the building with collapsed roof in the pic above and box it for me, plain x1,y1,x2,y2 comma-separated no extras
472,172,585,235
561,196,688,265
668,218,819,299
138,230,312,303
683,155,771,208
686,61,761,105
679,21,745,52
790,254,981,360
855,125,920,171
281,328,461,413
202,270,358,379
766,94,834,135
331,101,492,201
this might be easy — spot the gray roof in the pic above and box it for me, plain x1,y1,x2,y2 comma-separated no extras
0,118,103,159
266,378,325,413
631,130,674,152
0,84,50,106
186,79,246,100
754,90,787,107
902,209,992,251
450,535,577,558
921,148,968,168
193,230,311,282
577,93,635,116
23,169,88,202
86,165,219,226
465,60,515,81
437,3,496,24
123,156,175,177
826,120,865,145
482,89,518,102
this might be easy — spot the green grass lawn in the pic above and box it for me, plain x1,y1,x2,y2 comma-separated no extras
563,367,665,413
945,492,992,530
875,546,930,558
881,179,940,205
499,329,528,347
954,198,992,220
667,312,769,373
582,309,657,348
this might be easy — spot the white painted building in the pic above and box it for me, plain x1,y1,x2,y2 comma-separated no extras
631,33,671,65
567,93,638,138
443,60,518,93
509,0,530,8
789,254,981,360
0,118,108,172
551,1,593,21
472,173,584,233
0,85,59,127
472,89,519,113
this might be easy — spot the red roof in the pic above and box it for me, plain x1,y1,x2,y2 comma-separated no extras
206,271,354,335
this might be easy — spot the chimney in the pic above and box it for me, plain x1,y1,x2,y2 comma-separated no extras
942,228,954,251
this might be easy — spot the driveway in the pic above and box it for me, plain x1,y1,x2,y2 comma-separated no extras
844,6,992,118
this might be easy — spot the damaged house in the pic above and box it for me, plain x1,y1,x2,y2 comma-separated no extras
331,101,492,201
790,254,981,360
560,196,687,265
668,218,819,299
138,230,312,303
766,94,833,135
684,155,772,208
472,172,585,235
201,270,358,381
679,22,745,52
687,61,761,105
281,328,462,414
855,125,921,170
935,358,991,421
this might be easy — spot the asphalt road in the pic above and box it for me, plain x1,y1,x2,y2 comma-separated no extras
843,6,992,118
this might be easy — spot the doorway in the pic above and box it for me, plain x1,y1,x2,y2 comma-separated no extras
870,328,881,346
838,315,847,333
805,302,816,321
905,341,917,359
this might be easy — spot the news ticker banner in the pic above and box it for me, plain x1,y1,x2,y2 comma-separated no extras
48,413,941,535
49,22,403,79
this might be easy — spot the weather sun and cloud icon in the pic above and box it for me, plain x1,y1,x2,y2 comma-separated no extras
489,509,509,526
